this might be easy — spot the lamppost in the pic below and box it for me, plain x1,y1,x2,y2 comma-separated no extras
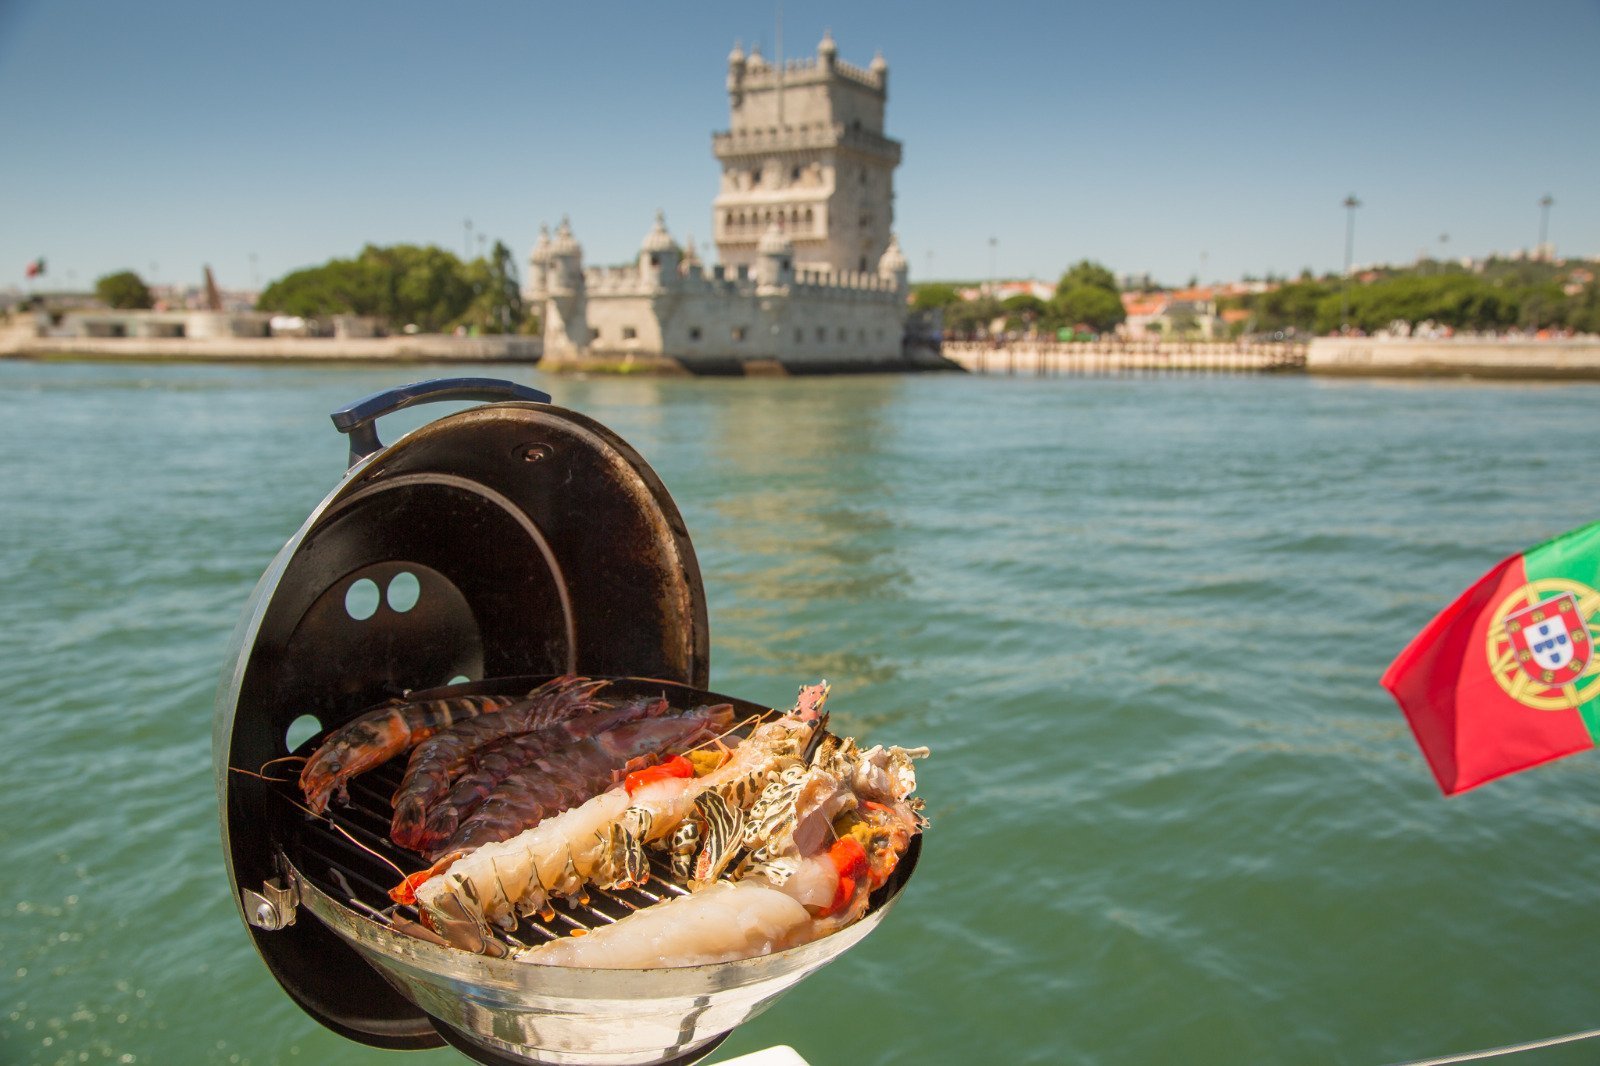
1537,194,1554,260
1340,194,1360,334
988,236,997,295
464,218,474,261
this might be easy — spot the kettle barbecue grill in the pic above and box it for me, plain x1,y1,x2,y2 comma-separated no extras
213,378,920,1065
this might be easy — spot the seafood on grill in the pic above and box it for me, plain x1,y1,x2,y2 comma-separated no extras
520,802,921,969
408,684,830,936
406,681,928,965
389,676,611,847
433,701,736,859
410,697,671,852
298,689,532,813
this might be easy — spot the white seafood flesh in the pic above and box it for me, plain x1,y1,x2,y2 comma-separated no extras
521,878,815,968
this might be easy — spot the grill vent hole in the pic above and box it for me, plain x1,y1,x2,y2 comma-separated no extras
286,714,321,752
447,674,472,685
344,579,380,620
386,572,421,613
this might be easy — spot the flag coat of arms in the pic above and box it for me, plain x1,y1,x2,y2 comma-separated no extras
1381,520,1600,794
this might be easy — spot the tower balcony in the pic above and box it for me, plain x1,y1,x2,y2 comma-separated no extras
712,121,901,165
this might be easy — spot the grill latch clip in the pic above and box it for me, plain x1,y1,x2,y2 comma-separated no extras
243,875,299,931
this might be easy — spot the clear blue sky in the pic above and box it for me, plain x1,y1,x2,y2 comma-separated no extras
1,0,1595,292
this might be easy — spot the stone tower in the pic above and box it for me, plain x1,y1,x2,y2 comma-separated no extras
712,31,901,276
541,217,589,355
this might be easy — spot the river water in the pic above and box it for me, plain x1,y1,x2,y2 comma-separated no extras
4,361,1600,1066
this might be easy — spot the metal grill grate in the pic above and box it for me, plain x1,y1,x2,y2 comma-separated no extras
274,747,696,949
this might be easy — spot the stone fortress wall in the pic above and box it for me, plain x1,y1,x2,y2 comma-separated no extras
531,31,920,373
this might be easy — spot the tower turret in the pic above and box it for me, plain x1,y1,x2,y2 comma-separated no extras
756,222,794,288
527,223,552,300
637,210,681,287
543,216,589,353
727,40,746,106
878,233,908,292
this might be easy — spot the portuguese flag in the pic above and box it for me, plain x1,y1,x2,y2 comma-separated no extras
1382,520,1600,795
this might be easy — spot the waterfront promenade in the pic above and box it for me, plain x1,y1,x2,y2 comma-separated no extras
946,337,1600,379
945,339,1307,375
0,329,541,364
1307,336,1600,379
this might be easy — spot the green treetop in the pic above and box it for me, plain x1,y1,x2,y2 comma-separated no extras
95,270,153,310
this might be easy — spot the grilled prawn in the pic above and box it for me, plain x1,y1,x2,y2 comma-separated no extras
433,702,736,858
298,691,524,813
389,676,609,843
407,696,669,852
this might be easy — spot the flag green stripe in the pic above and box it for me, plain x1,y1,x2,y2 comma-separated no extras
1524,519,1600,586
1577,701,1600,740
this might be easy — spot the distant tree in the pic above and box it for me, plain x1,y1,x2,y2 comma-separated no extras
1052,285,1124,333
910,283,963,311
1249,279,1334,333
1516,281,1568,332
96,270,152,309
1054,260,1118,299
450,241,527,334
1568,282,1600,334
257,243,487,332
1046,260,1123,334
943,295,1002,335
1310,274,1522,334
1002,293,1047,328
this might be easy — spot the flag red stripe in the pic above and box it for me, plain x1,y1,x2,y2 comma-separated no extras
1381,554,1594,794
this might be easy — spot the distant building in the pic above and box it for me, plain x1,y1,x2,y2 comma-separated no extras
531,33,921,372
958,280,1055,303
1119,287,1225,340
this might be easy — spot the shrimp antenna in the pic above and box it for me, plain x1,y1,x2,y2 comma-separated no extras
685,713,764,754
229,764,297,785
325,818,409,881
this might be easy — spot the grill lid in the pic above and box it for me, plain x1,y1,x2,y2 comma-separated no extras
213,378,712,1049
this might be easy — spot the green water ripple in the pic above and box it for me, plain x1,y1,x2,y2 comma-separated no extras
6,363,1600,1066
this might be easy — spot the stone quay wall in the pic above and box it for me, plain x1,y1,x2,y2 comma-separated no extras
1,331,542,364
1307,337,1600,380
945,340,1307,375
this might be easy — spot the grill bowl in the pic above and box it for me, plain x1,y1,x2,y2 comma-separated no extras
291,838,918,1065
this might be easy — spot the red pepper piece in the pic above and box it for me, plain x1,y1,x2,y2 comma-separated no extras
816,837,871,918
820,874,856,918
624,754,695,796
829,836,869,880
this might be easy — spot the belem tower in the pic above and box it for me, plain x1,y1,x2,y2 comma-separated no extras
529,32,943,374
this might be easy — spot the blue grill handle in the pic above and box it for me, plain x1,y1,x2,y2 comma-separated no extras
330,377,552,468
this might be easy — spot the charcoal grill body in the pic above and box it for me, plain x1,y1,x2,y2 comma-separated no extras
213,379,917,1065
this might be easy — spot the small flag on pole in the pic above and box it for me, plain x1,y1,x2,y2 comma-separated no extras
24,257,45,279
1382,520,1600,794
